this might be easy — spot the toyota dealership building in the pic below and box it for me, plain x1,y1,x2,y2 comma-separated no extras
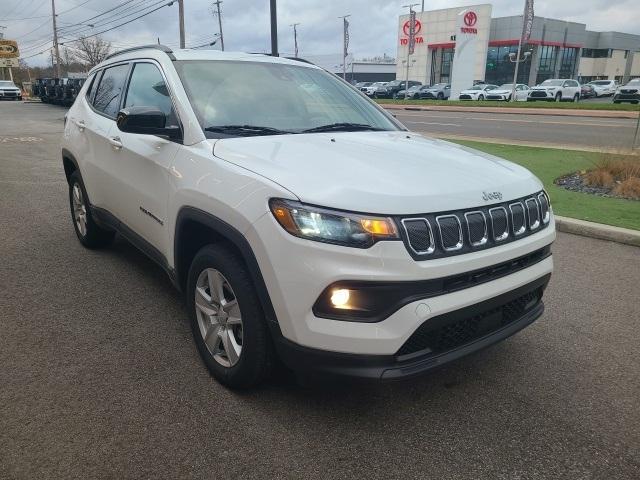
396,4,640,87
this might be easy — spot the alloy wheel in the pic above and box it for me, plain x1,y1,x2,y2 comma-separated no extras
72,183,87,237
194,268,243,367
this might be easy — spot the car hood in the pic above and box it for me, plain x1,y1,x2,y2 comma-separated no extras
211,131,542,214
531,86,557,91
489,89,511,95
460,90,480,94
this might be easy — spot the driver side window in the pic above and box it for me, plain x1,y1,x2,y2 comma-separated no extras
124,62,178,127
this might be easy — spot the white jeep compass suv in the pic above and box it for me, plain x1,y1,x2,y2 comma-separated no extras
61,46,555,388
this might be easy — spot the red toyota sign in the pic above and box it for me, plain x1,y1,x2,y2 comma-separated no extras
464,11,477,27
403,19,422,36
461,10,478,34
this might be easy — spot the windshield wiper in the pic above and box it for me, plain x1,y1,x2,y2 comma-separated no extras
204,125,292,136
301,122,385,133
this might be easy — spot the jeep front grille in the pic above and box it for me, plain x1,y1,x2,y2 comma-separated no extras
398,191,551,260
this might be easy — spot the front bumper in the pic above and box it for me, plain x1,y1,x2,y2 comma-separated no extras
274,273,550,380
247,211,555,356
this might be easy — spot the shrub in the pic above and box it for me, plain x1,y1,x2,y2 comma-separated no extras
584,169,614,188
613,177,640,200
594,155,640,181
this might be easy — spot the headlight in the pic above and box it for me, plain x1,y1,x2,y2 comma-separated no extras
269,198,399,248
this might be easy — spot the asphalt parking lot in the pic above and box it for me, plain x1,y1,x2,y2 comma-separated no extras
1,101,639,479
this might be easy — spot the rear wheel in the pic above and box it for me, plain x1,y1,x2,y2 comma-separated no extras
187,245,274,389
68,171,115,248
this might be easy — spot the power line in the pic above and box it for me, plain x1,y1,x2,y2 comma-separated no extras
59,1,175,45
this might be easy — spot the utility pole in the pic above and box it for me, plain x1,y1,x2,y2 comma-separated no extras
290,23,300,57
178,0,185,48
51,0,61,77
269,0,278,56
212,0,224,51
339,15,350,80
421,0,424,12
402,4,418,98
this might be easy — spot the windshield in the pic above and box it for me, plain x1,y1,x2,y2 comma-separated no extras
467,85,483,91
541,80,563,86
589,81,610,85
431,83,447,89
627,79,640,86
0,81,16,87
175,60,399,136
499,84,513,89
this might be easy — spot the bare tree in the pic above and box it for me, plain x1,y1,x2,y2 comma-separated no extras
72,36,112,69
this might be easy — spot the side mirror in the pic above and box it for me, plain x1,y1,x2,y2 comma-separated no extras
116,106,181,140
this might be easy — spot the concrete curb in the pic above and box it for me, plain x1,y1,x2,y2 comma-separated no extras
382,104,640,119
555,216,640,247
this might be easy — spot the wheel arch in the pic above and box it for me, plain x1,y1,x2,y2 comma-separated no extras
174,207,281,330
61,148,80,183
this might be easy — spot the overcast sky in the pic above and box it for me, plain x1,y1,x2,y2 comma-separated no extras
5,0,640,67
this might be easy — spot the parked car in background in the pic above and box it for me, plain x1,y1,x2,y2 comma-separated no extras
587,80,617,97
364,82,387,96
0,80,22,100
396,84,431,99
458,84,498,100
580,84,596,99
613,78,640,104
528,79,581,102
355,81,373,92
419,83,451,100
374,80,421,98
486,84,530,102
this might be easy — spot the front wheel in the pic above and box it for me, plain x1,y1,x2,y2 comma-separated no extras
478,94,484,101
555,93,562,102
437,92,444,100
68,171,115,248
187,245,274,389
573,94,579,103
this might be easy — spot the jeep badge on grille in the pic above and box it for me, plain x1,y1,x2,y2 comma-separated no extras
482,191,503,201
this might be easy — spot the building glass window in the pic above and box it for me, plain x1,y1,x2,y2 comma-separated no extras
439,48,454,83
558,47,578,78
484,44,532,86
581,48,612,58
536,45,558,84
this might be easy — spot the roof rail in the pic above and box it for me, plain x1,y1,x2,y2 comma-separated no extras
104,44,175,61
284,56,316,65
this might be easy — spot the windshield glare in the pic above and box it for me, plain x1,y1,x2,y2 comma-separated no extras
499,84,513,89
175,60,399,136
590,81,610,85
0,81,16,87
541,80,563,86
628,79,640,86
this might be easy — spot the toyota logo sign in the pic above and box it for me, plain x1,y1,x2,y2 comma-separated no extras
402,19,422,36
464,11,477,27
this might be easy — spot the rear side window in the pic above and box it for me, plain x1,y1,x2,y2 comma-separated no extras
84,72,97,102
124,62,178,126
93,64,130,118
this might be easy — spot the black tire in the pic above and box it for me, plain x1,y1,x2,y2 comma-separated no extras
613,100,621,104
437,92,444,100
187,244,274,389
555,92,562,102
573,94,579,103
478,94,484,101
68,171,115,248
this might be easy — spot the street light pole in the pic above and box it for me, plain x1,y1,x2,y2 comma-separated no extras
270,0,278,56
50,0,61,77
402,4,419,100
178,0,185,48
212,0,224,51
290,23,300,57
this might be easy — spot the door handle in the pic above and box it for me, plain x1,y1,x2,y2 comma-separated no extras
74,119,85,131
109,136,123,150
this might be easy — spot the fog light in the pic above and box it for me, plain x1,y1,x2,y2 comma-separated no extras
330,289,350,309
